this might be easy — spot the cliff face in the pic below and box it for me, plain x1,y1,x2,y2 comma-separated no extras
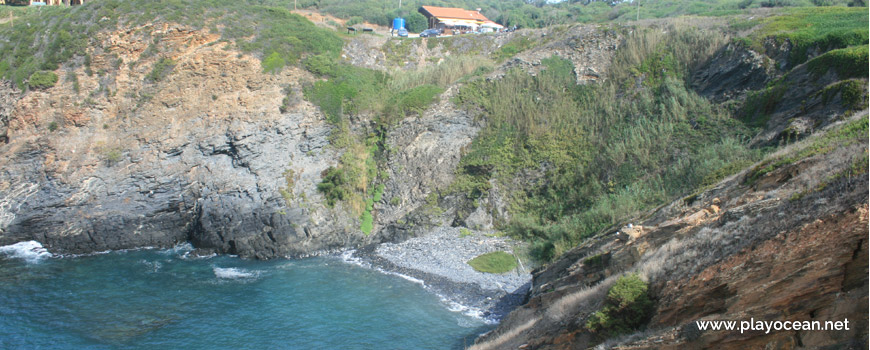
0,24,348,258
0,19,622,258
0,23,472,258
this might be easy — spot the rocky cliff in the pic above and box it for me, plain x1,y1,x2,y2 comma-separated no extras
0,18,624,259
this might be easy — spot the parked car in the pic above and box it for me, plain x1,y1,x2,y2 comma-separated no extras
419,29,440,38
397,28,408,37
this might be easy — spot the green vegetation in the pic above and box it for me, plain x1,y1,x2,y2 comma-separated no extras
467,251,518,273
305,53,495,223
48,121,59,132
262,52,286,74
454,27,761,261
748,7,868,67
382,85,444,124
586,274,654,340
740,78,788,128
746,116,868,185
0,0,342,90
459,228,473,237
146,57,176,83
27,71,58,90
820,79,868,110
493,35,535,62
297,0,861,31
317,166,351,207
807,44,869,79
584,253,604,267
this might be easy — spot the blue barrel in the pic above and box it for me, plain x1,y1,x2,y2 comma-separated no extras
392,18,406,30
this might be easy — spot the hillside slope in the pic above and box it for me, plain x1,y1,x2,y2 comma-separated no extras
471,112,868,349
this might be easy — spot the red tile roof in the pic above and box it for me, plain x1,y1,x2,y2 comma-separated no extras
419,6,492,22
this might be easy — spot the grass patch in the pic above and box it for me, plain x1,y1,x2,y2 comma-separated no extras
750,7,869,67
467,251,518,274
806,44,869,79
493,35,535,62
459,228,473,237
585,274,654,340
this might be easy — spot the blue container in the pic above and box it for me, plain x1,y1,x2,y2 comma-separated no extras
392,18,406,30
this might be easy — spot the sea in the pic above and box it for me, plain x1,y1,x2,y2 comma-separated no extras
0,241,492,350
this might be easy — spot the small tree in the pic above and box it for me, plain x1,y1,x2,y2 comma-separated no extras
405,12,428,33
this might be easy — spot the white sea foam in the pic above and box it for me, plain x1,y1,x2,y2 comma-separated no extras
213,267,258,280
378,269,426,287
339,249,365,267
139,259,163,273
159,242,194,257
0,240,52,263
442,298,497,325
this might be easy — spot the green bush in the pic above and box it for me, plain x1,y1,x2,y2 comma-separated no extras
303,53,338,76
360,210,373,235
317,167,350,207
262,52,286,74
146,57,176,82
405,12,428,33
345,16,363,26
27,71,58,90
585,274,654,339
467,251,518,274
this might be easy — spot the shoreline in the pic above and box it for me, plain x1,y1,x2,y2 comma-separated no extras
2,231,533,323
345,227,532,323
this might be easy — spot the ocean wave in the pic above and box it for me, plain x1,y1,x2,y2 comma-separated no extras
339,249,365,267
377,269,426,287
158,242,194,257
0,240,53,263
213,267,259,280
442,299,496,325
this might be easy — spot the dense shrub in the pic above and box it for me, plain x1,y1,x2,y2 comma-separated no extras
317,167,350,207
586,274,654,339
27,71,58,90
262,52,286,74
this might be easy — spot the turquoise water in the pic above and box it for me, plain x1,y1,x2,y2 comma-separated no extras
0,245,489,349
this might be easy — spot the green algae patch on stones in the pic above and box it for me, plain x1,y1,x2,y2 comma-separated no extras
467,251,517,274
